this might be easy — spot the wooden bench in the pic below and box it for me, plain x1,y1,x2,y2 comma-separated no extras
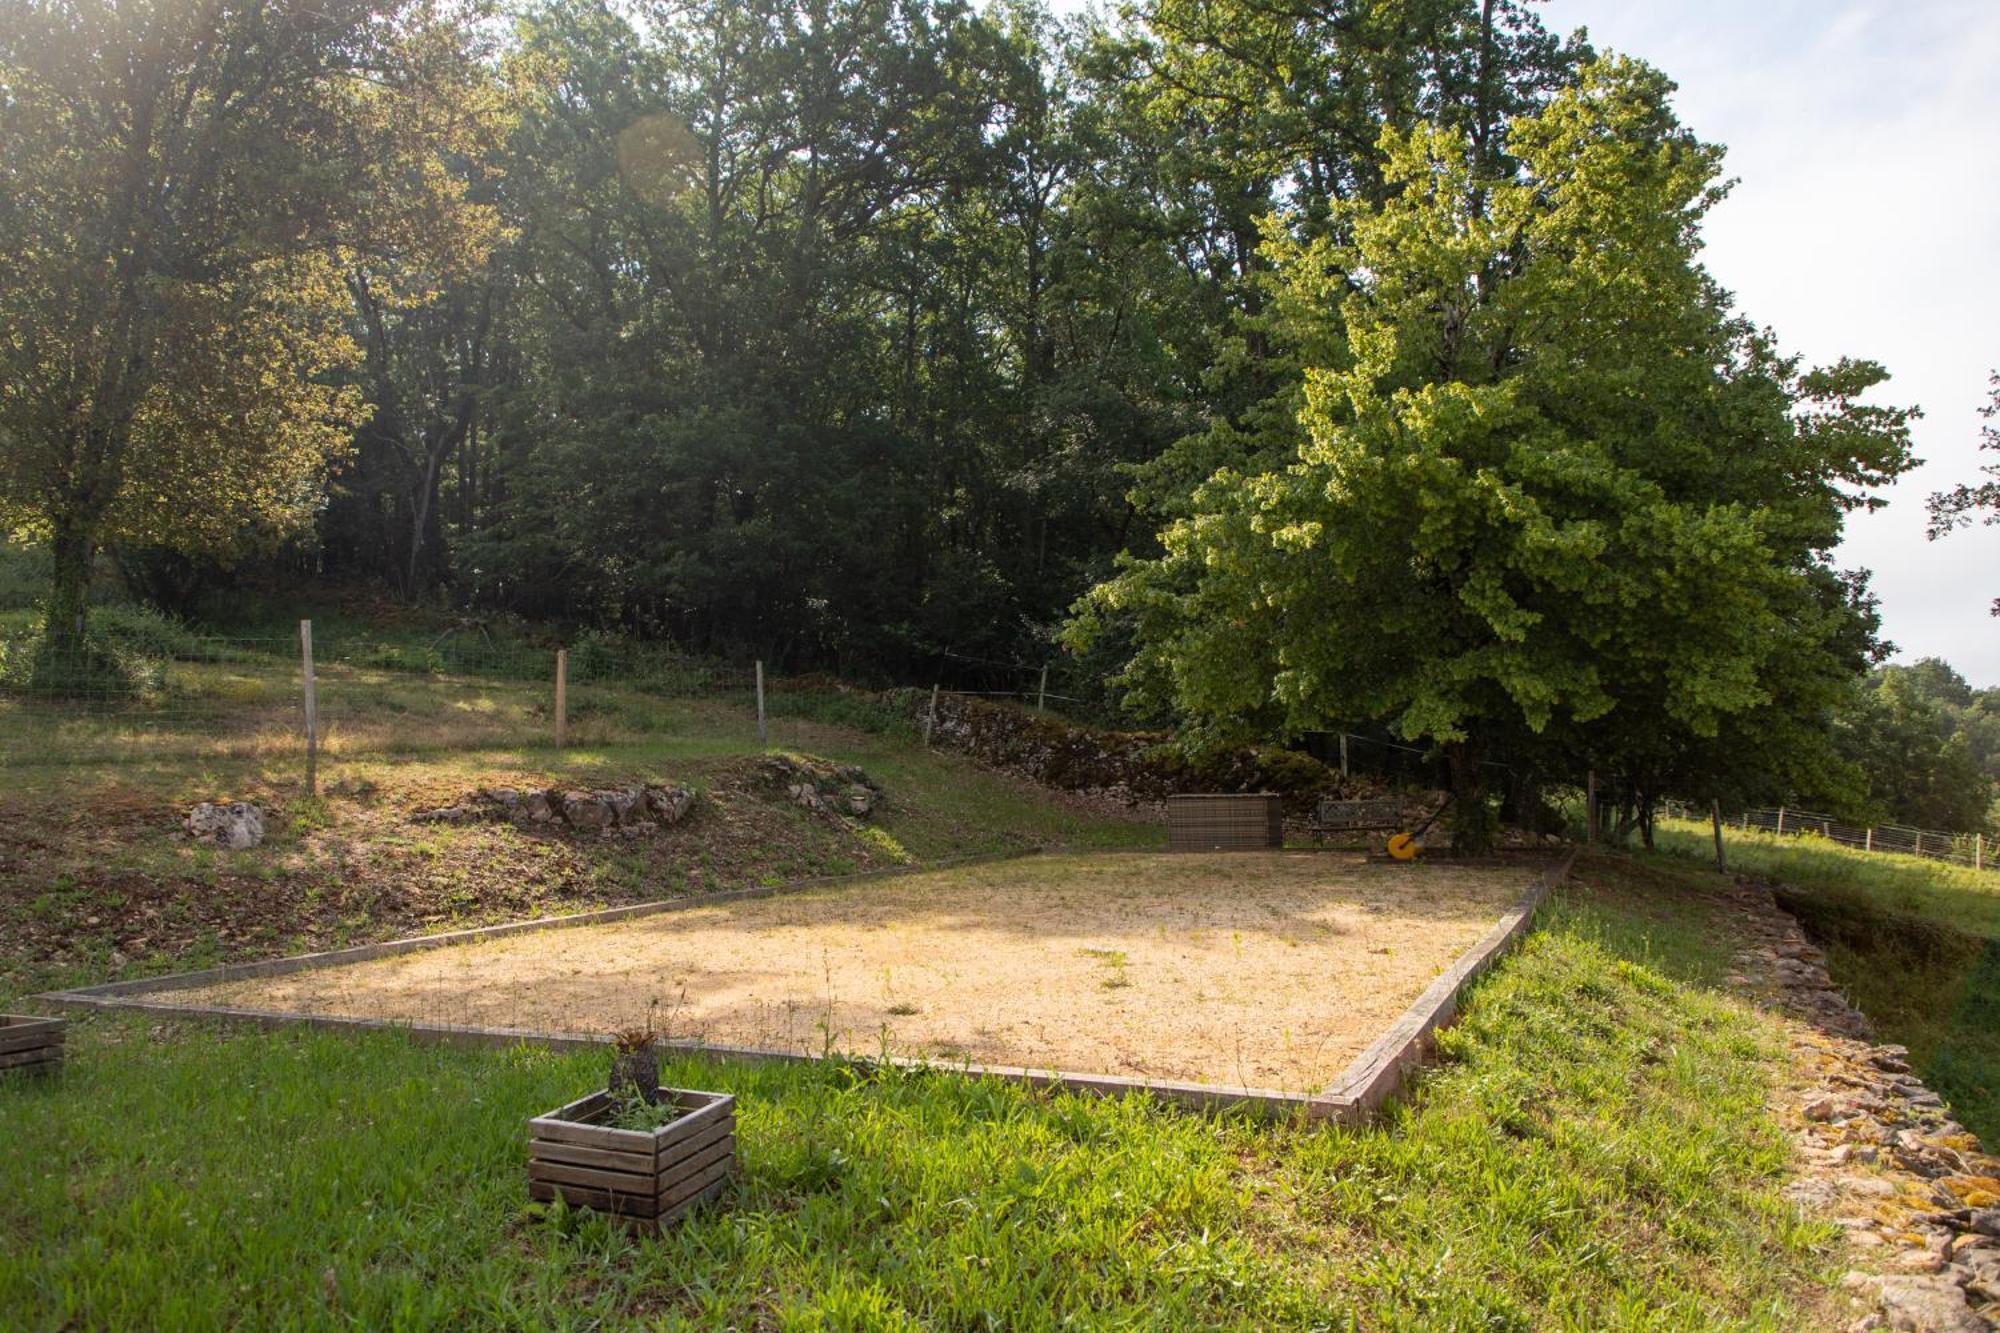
1308,797,1402,844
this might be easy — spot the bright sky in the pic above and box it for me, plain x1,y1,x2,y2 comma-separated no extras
1536,0,2000,684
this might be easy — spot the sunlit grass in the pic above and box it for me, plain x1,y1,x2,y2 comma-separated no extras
0,855,1832,1329
1655,816,2000,939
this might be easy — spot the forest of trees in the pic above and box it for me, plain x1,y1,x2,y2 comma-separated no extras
1835,659,2000,833
2,0,1973,847
0,0,1630,673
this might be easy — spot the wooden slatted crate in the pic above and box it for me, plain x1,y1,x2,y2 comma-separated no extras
0,1015,64,1078
527,1087,735,1227
1165,793,1284,852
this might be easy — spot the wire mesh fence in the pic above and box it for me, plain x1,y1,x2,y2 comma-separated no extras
2,623,781,774
0,619,1103,776
1662,799,1995,872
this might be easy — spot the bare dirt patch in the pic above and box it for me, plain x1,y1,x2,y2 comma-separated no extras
175,852,1533,1093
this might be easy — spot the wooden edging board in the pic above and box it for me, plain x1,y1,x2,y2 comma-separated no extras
33,848,1577,1126
1315,846,1577,1123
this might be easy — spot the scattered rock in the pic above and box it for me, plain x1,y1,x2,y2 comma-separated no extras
758,755,883,822
1872,1275,1988,1332
646,785,695,825
599,787,644,826
410,806,480,826
512,790,556,826
560,791,613,830
185,802,265,849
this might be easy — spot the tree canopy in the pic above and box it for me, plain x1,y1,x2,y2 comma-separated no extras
1834,659,2000,832
0,0,1958,836
0,0,507,652
1069,56,1916,848
1928,372,2000,615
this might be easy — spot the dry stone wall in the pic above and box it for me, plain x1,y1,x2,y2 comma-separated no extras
901,690,1358,811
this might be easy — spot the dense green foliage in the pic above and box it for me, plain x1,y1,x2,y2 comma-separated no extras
1073,54,1915,847
7,0,1605,689
0,0,506,650
1,857,1832,1328
1833,657,2000,831
1,0,1958,836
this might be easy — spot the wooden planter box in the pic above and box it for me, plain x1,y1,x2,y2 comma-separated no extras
527,1088,735,1227
1166,793,1284,852
0,1015,64,1078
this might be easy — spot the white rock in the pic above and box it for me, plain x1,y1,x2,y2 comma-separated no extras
186,802,264,849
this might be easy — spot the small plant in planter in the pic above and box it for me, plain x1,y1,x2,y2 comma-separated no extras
527,1009,736,1228
608,1025,664,1110
0,1014,64,1079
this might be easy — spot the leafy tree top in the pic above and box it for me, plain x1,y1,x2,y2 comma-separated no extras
1071,56,1916,829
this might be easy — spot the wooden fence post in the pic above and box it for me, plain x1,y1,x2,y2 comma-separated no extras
1711,799,1725,873
755,660,768,747
1585,769,1597,847
300,619,318,797
554,648,568,749
924,683,941,746
1978,833,1985,872
1915,829,1923,858
1865,827,1873,853
1037,664,1048,712
1338,733,1350,778
1776,806,1786,836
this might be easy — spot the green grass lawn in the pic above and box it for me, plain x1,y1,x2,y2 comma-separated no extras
0,854,1836,1330
1652,818,2000,1143
1652,820,2000,940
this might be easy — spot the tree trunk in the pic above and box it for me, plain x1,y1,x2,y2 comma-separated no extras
45,514,95,651
1503,767,1541,829
1612,784,1637,847
1445,739,1492,855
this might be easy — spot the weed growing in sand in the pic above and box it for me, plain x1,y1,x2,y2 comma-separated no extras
1078,946,1131,990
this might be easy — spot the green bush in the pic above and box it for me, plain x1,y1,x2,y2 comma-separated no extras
88,603,211,660
0,604,223,700
354,641,447,674
2,627,163,700
766,682,919,742
0,544,48,613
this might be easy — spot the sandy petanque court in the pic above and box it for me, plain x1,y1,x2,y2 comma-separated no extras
177,853,1536,1093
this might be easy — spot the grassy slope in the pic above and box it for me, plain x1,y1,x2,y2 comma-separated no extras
0,854,1837,1330
1652,819,2000,1143
0,689,1158,1005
